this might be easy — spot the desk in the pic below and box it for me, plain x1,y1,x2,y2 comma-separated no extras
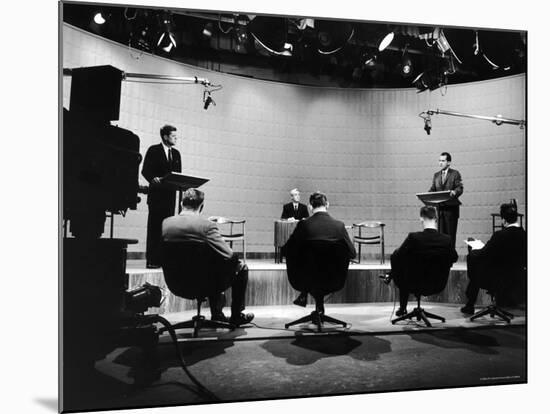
491,213,524,233
274,220,298,263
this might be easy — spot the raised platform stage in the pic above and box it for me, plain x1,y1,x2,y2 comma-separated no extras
126,259,490,314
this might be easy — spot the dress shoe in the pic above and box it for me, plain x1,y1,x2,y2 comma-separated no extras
395,307,407,317
460,305,475,315
210,312,229,323
229,312,254,327
146,263,161,269
379,273,392,285
293,292,308,307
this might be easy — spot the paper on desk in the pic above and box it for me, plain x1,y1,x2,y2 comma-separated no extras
464,239,485,250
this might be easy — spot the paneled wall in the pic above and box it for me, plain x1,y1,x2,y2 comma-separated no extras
62,24,526,256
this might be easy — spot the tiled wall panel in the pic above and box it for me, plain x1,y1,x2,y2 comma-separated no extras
63,25,526,255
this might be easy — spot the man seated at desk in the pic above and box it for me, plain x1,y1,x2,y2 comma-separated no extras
281,188,309,221
281,191,356,307
461,201,527,315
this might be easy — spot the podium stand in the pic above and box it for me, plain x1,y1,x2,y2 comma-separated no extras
162,173,209,212
416,191,452,233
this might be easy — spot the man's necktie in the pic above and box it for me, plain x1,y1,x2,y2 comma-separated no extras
168,148,173,169
442,171,446,183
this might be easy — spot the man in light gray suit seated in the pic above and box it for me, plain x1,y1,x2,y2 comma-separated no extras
162,188,254,327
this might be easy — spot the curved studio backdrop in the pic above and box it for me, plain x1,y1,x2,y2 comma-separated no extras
62,24,526,257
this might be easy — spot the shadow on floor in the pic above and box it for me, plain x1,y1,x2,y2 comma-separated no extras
406,326,526,355
261,334,392,366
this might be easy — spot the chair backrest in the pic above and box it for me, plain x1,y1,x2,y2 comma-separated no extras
285,239,351,296
218,219,246,239
405,250,453,297
160,240,235,300
352,221,384,243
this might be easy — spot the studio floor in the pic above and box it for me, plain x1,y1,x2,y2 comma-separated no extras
65,302,527,412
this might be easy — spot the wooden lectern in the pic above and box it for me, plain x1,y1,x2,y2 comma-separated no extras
162,173,209,212
416,191,452,233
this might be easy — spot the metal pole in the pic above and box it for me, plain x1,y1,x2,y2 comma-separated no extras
63,68,212,86
427,108,525,128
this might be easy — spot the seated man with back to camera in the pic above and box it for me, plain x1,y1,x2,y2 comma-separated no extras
460,201,527,315
281,191,356,308
162,188,254,327
381,206,458,316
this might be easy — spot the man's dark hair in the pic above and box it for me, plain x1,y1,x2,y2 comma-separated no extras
441,152,452,162
160,124,177,139
181,188,204,210
500,202,518,223
309,191,328,209
420,205,437,220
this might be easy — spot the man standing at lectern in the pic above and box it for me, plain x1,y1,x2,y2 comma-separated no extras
142,125,182,268
429,152,463,248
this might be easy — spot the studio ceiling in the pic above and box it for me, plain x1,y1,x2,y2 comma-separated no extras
62,2,527,90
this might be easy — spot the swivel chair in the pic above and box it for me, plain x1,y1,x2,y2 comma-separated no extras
470,265,526,324
391,253,453,327
159,240,236,337
284,240,351,332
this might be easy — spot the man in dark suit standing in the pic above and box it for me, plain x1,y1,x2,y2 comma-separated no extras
429,152,463,249
281,188,310,220
461,202,527,314
382,206,458,316
142,125,182,268
282,191,356,307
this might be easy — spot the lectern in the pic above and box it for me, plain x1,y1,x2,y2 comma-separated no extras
416,191,452,233
162,172,209,212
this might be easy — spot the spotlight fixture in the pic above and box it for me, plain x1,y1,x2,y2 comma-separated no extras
93,12,106,25
400,45,413,77
157,12,177,53
378,32,394,52
202,22,214,38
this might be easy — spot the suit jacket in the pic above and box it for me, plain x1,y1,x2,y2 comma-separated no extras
281,202,310,220
162,212,234,260
282,211,356,260
469,225,527,287
391,228,458,294
429,168,463,207
142,143,182,207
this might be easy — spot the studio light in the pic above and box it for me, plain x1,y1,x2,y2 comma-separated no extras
202,22,214,38
93,12,106,25
400,45,412,78
378,32,394,52
157,12,177,53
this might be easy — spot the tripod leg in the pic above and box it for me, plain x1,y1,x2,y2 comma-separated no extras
321,314,347,327
424,310,445,323
392,309,416,324
493,309,511,323
470,307,491,321
419,311,432,327
285,313,315,329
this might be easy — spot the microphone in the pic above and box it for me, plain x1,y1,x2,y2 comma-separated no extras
424,117,432,135
203,91,216,110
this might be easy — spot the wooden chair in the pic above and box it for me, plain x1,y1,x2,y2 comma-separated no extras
352,221,385,264
216,218,247,262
